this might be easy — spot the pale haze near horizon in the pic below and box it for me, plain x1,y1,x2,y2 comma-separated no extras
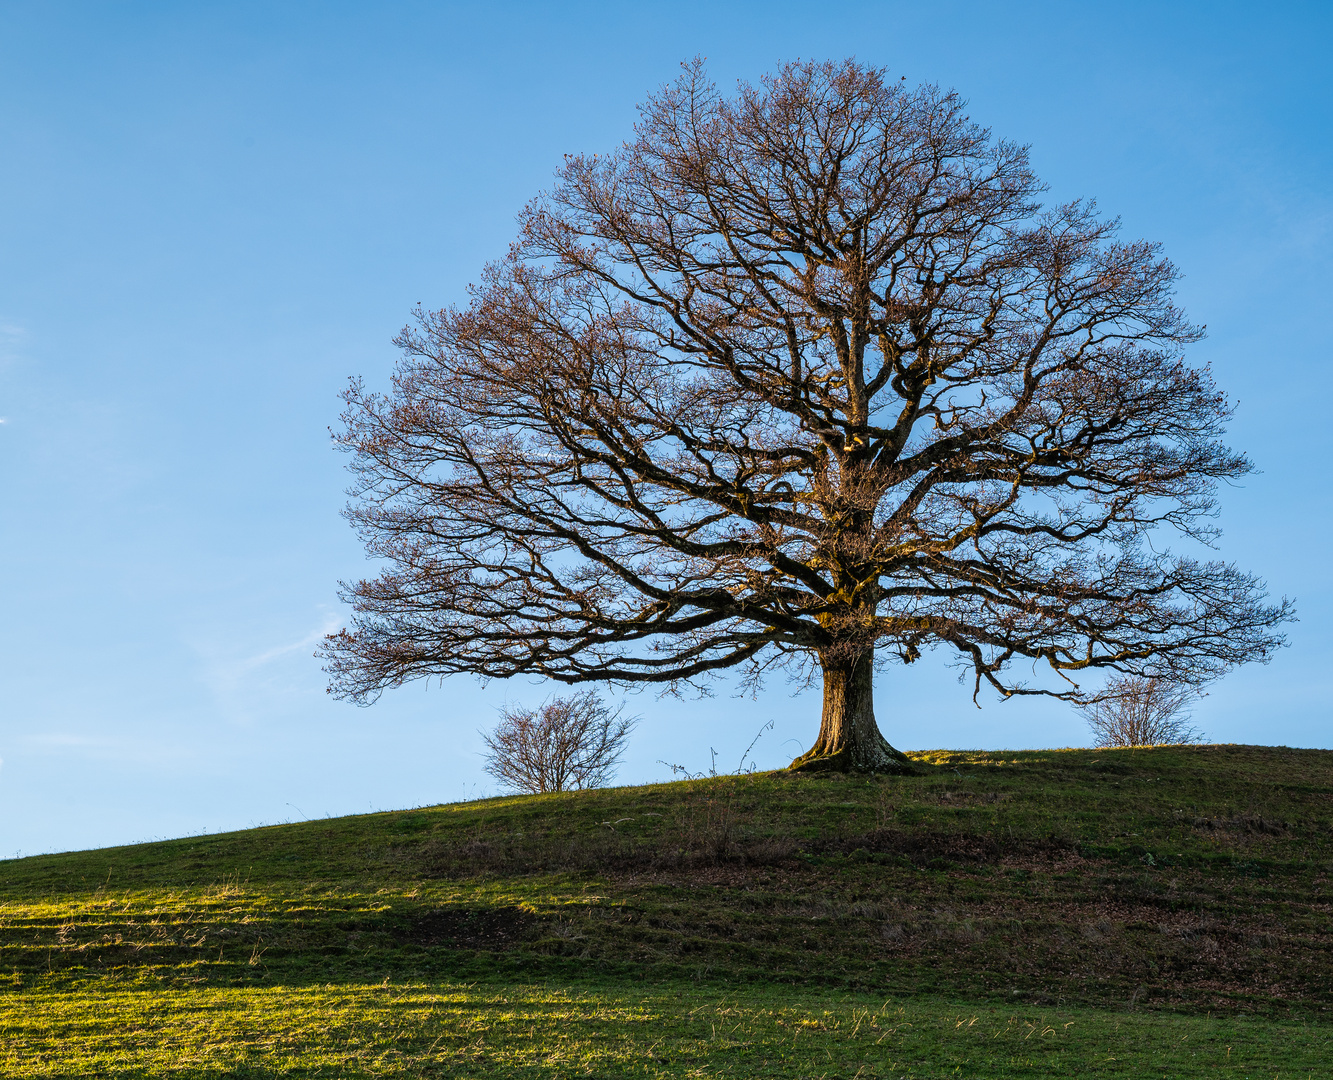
1,1,1328,858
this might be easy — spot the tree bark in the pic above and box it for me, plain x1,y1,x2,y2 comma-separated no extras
787,648,914,773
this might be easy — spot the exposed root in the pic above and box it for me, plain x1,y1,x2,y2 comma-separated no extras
786,742,916,775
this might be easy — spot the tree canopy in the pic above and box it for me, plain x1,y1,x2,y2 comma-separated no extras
322,59,1290,771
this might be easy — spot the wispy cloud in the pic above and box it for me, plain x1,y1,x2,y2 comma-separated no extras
233,613,342,674
194,612,344,724
19,732,191,766
0,318,28,366
27,733,109,748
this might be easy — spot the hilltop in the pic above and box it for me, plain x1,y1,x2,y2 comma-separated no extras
3,744,1331,1077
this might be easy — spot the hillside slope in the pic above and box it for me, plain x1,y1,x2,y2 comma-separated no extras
4,744,1330,1014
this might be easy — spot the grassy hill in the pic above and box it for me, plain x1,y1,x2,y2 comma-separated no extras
3,744,1332,1077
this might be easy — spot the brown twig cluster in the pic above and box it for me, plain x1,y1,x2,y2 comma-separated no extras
480,691,636,794
1080,676,1202,748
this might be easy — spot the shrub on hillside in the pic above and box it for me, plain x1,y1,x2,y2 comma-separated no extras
482,691,636,793
1079,676,1204,747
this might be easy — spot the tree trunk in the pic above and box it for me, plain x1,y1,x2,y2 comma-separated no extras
787,648,914,773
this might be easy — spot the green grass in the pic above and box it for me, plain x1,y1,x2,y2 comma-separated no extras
3,744,1332,1076
6,982,1331,1077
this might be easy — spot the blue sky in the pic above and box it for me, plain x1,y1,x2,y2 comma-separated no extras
1,1,1328,857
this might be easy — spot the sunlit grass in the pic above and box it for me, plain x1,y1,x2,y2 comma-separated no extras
5,980,1328,1077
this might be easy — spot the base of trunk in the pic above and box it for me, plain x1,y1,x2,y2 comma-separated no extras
786,648,916,775
786,741,915,775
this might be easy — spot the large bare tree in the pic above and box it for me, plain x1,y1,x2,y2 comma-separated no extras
322,59,1290,772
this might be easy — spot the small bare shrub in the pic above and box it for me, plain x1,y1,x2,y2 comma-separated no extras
682,782,744,863
481,690,636,794
1079,676,1204,748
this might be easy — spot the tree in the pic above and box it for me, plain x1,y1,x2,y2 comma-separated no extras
1079,676,1202,748
481,690,636,793
321,59,1290,773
